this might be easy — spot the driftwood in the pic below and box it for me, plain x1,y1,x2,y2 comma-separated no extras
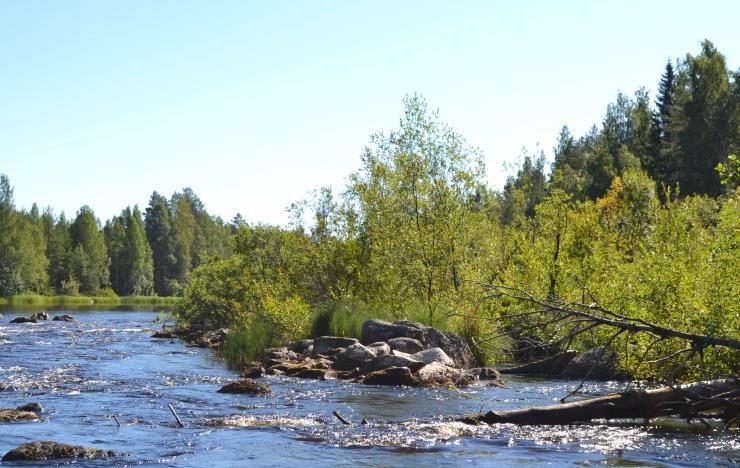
168,404,184,428
460,378,739,425
332,410,351,426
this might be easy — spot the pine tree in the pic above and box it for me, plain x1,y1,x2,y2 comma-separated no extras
145,192,175,296
70,206,109,295
126,206,154,295
679,40,732,196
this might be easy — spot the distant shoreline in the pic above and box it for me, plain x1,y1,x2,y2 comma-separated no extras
0,294,177,309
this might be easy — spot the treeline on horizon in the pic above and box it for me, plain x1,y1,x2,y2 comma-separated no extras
171,41,738,378
0,180,237,297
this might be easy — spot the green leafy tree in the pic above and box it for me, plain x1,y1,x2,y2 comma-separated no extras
349,94,486,325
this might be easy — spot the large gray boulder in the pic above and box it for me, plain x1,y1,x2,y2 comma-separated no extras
388,337,424,354
363,353,425,373
361,319,476,368
2,441,120,461
333,343,377,371
561,347,621,380
312,336,359,355
412,348,455,367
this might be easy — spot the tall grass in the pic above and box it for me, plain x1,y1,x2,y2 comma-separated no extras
0,294,178,308
221,320,278,369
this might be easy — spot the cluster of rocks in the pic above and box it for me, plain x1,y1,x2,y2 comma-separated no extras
501,347,623,380
219,319,502,390
9,312,74,324
168,326,230,348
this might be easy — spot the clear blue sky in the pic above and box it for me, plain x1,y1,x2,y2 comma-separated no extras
1,1,738,225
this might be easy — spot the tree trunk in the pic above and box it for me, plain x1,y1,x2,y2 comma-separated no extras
460,379,739,425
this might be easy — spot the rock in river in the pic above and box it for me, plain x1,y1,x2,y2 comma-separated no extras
0,407,41,422
362,366,417,386
52,314,75,321
10,316,36,324
218,379,272,395
30,311,49,321
2,441,120,461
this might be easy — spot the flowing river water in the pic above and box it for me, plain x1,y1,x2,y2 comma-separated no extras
0,309,737,467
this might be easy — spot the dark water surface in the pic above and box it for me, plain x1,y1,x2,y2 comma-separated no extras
0,310,737,467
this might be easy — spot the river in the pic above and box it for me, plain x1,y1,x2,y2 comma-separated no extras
0,309,737,467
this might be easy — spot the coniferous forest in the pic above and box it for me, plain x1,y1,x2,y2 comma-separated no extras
2,41,738,380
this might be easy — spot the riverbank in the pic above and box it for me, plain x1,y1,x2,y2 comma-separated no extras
0,294,177,308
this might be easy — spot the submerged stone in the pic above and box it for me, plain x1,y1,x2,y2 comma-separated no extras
0,409,41,423
52,314,75,322
362,366,417,386
217,379,272,395
2,441,119,461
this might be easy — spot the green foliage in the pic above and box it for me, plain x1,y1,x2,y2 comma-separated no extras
716,154,739,190
70,206,110,295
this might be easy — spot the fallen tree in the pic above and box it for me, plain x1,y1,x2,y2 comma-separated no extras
458,283,739,426
460,378,739,426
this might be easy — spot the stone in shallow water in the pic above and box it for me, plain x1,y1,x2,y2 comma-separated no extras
151,330,177,339
52,314,75,321
30,312,49,321
2,441,120,461
9,317,36,324
362,366,417,386
217,379,272,395
415,362,468,387
0,409,41,422
15,402,43,413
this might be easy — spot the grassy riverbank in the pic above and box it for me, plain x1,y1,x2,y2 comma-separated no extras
0,294,178,307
